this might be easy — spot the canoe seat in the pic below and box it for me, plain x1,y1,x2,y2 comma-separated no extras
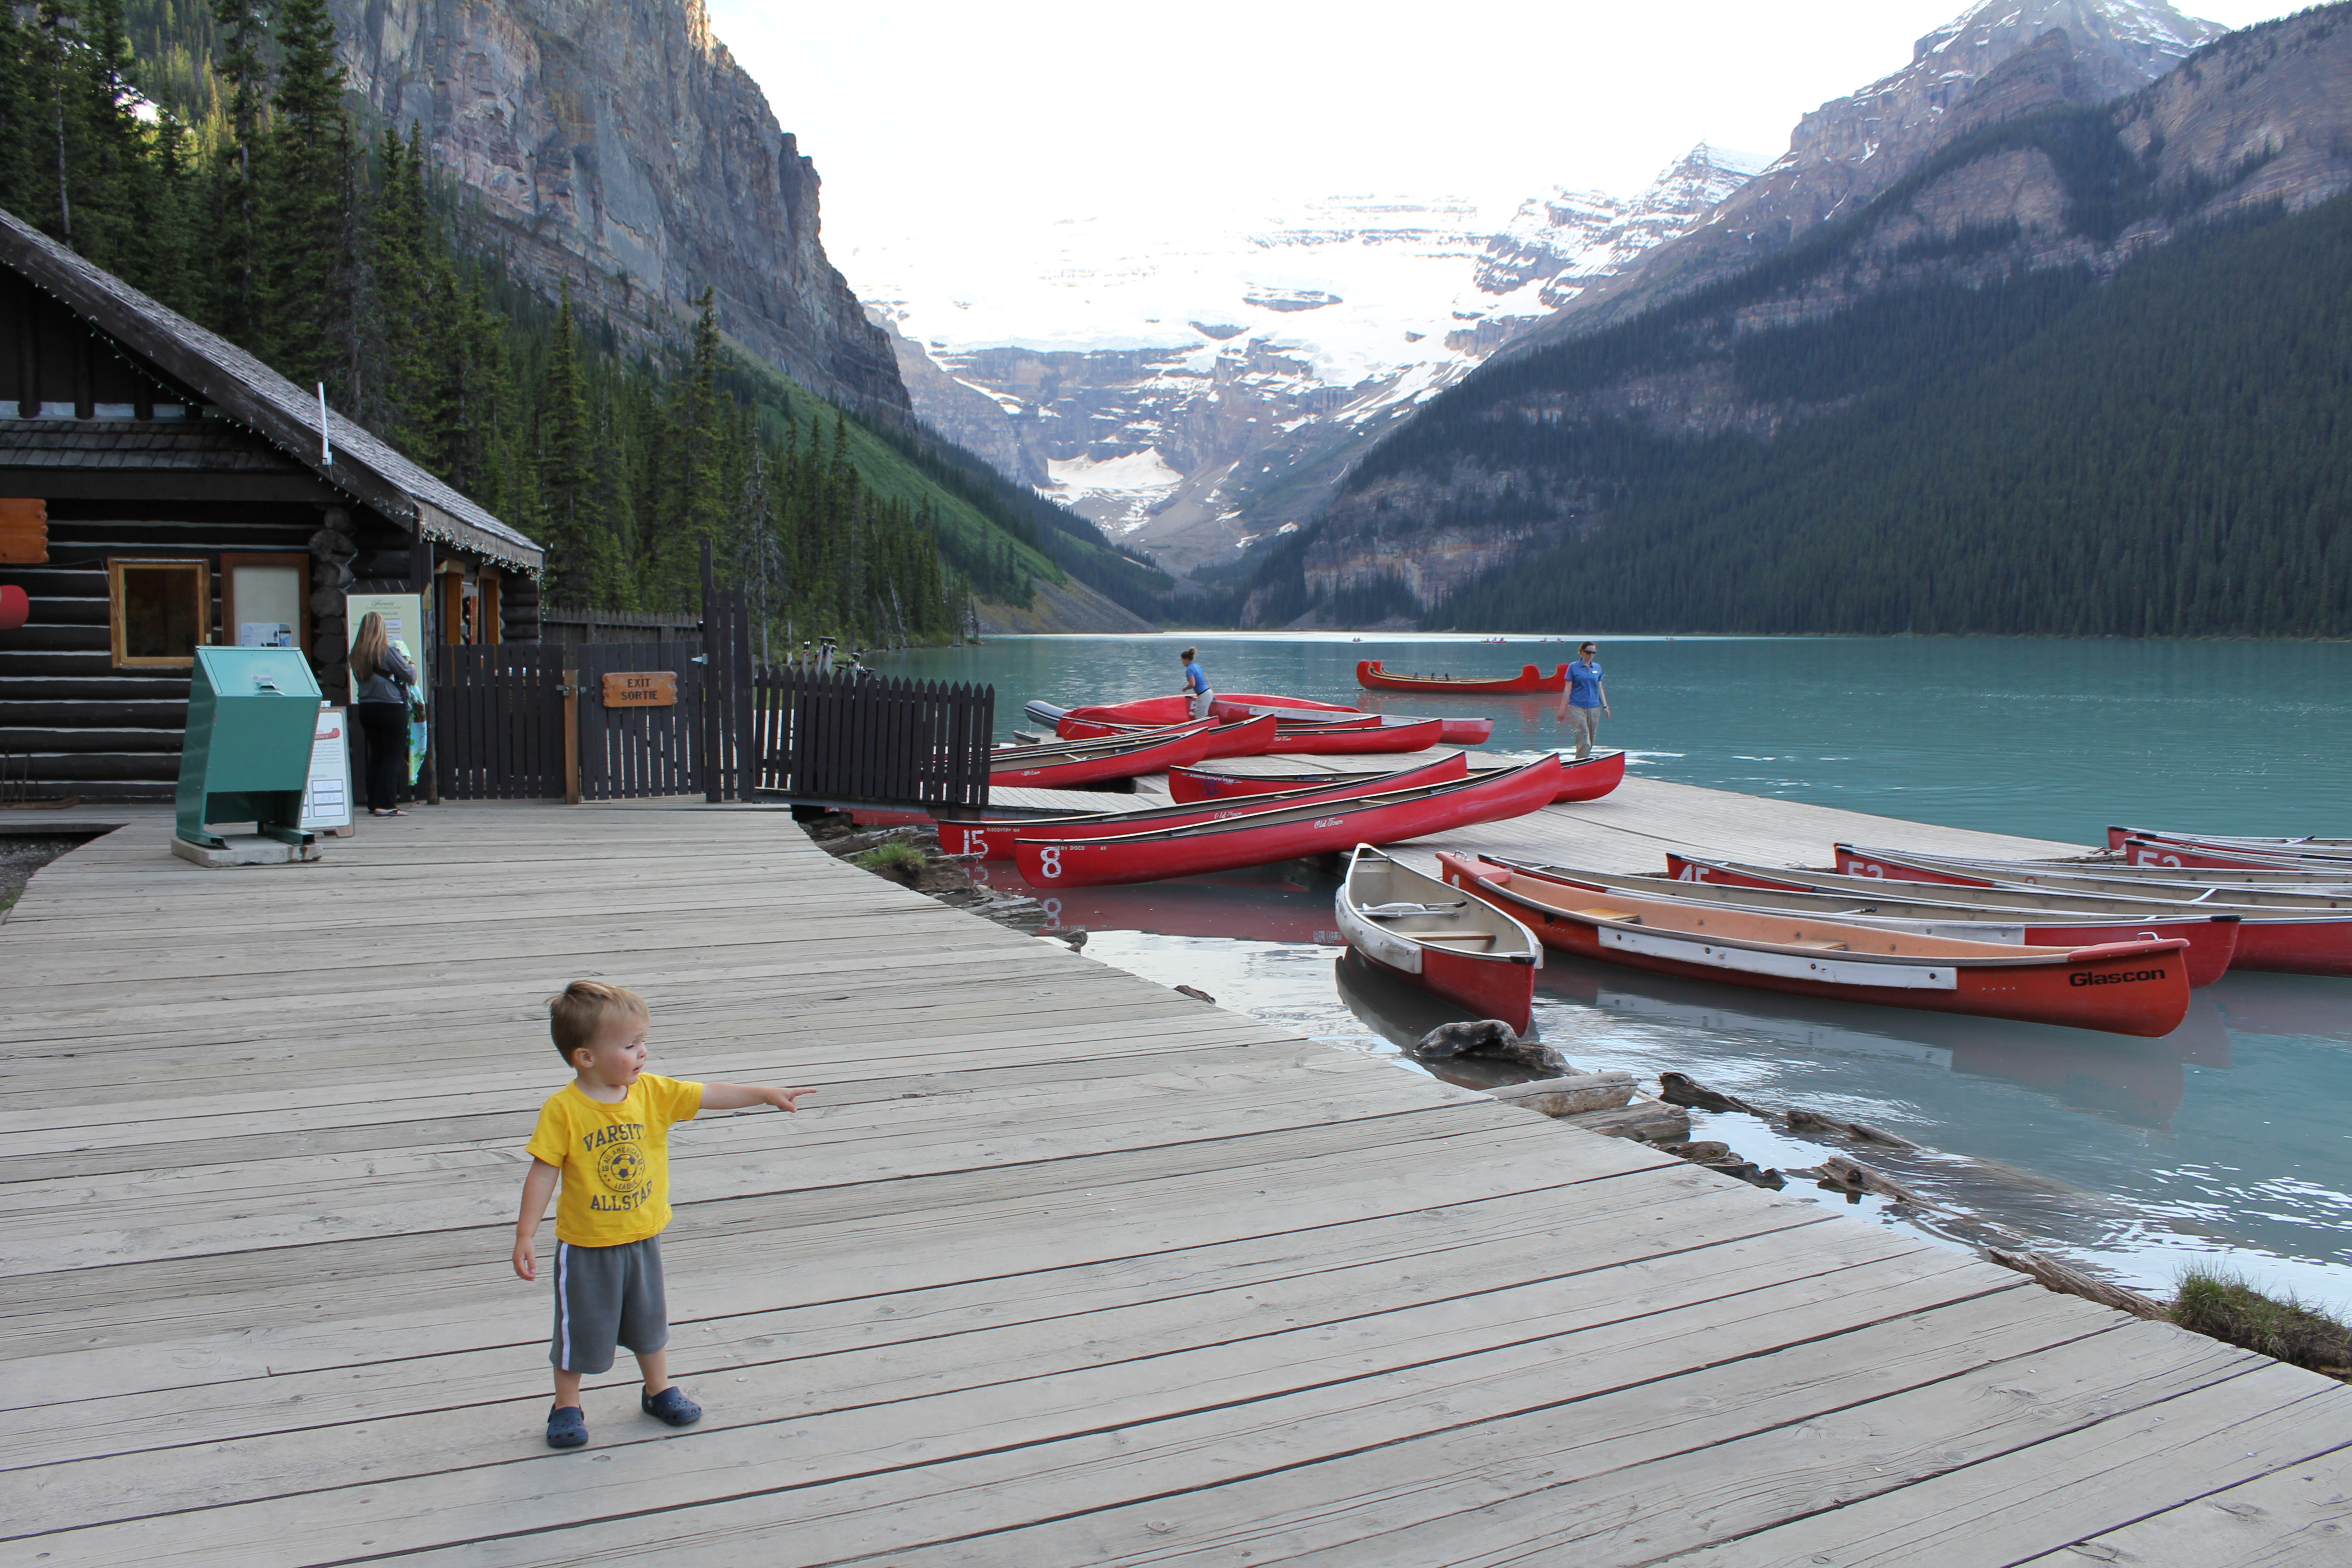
1574,907,1640,922
1362,902,1466,918
1784,940,1850,950
1416,933,1498,948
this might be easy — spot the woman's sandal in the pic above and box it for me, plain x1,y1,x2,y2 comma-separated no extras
371,808,407,817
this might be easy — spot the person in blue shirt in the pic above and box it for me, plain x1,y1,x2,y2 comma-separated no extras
1564,641,1608,759
1178,647,1213,720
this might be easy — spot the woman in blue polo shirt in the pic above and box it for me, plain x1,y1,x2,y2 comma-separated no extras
1178,647,1213,720
1564,641,1608,759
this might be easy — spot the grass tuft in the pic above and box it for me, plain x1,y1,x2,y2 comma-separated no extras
854,840,928,881
2171,1266,2352,1377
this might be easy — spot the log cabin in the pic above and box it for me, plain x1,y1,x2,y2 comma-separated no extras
0,208,543,802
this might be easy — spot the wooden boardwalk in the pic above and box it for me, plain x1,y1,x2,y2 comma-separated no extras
4,798,2348,1566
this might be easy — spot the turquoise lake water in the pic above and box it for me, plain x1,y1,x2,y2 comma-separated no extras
880,634,2352,1308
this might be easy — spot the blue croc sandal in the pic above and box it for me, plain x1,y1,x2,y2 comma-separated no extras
546,1404,588,1448
642,1386,701,1427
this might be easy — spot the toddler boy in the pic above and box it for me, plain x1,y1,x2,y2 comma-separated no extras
513,980,810,1448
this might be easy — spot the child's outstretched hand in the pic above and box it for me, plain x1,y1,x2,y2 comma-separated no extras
701,1082,812,1113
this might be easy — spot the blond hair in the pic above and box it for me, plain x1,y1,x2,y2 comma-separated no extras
547,980,648,1064
352,612,391,683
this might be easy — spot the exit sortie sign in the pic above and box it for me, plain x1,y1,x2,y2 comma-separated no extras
603,671,677,707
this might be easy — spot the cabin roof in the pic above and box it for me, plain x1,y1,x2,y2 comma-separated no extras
0,208,542,573
0,416,309,473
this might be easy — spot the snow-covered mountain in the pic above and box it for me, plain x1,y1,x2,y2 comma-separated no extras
853,147,1769,577
1515,0,2226,344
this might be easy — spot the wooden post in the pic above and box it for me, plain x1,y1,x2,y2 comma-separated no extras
700,539,720,804
562,667,581,805
414,534,441,806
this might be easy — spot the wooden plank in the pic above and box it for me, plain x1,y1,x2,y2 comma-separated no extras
2009,1440,2352,1567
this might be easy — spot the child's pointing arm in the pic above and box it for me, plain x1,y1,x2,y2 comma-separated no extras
701,1083,812,1112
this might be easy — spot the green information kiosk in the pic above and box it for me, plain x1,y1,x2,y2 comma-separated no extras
174,646,323,858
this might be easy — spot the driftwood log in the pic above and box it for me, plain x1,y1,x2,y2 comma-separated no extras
1657,1071,1765,1115
1661,1072,1918,1151
1987,1247,2169,1321
1483,1071,1636,1117
1785,1107,1918,1150
1819,1153,1940,1209
1556,1096,1689,1141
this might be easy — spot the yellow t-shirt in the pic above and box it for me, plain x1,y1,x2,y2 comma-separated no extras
526,1073,703,1246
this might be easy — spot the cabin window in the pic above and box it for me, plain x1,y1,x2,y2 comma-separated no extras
223,553,309,653
108,558,210,666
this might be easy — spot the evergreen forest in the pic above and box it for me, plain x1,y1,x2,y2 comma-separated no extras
1252,96,2350,638
0,0,1173,646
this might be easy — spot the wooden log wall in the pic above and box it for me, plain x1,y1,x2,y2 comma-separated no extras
3,502,323,798
0,500,443,801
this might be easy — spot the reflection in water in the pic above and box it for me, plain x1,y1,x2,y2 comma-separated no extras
988,861,1345,946
1332,950,1550,1092
1030,857,2352,1307
1533,950,2197,1130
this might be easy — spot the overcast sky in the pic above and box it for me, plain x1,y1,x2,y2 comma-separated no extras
707,0,2292,258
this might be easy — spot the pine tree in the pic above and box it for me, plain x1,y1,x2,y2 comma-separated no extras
0,7,32,217
206,0,267,343
30,2,84,248
537,280,596,600
255,0,348,388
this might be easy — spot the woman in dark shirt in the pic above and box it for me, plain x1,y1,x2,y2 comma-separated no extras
350,611,418,817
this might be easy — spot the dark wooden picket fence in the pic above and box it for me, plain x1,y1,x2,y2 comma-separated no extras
432,644,567,800
430,548,992,807
752,665,994,808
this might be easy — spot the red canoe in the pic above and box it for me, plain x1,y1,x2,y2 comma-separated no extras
1357,660,1568,696
1055,701,1355,741
1216,691,1493,747
1438,854,2192,1038
1338,846,1540,1034
1829,843,2352,899
1055,699,1441,752
2117,838,2352,872
1047,714,1281,759
2107,825,2352,857
1014,756,1563,887
1702,846,2352,977
1272,717,1447,755
1678,849,2352,916
1493,855,2241,988
1169,751,1471,804
988,718,1254,789
1549,749,1625,804
935,751,1476,859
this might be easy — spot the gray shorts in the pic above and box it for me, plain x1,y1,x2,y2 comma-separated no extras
550,1235,670,1373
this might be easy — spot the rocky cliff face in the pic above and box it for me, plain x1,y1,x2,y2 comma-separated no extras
332,0,906,409
1511,0,2223,347
1276,3,2352,626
